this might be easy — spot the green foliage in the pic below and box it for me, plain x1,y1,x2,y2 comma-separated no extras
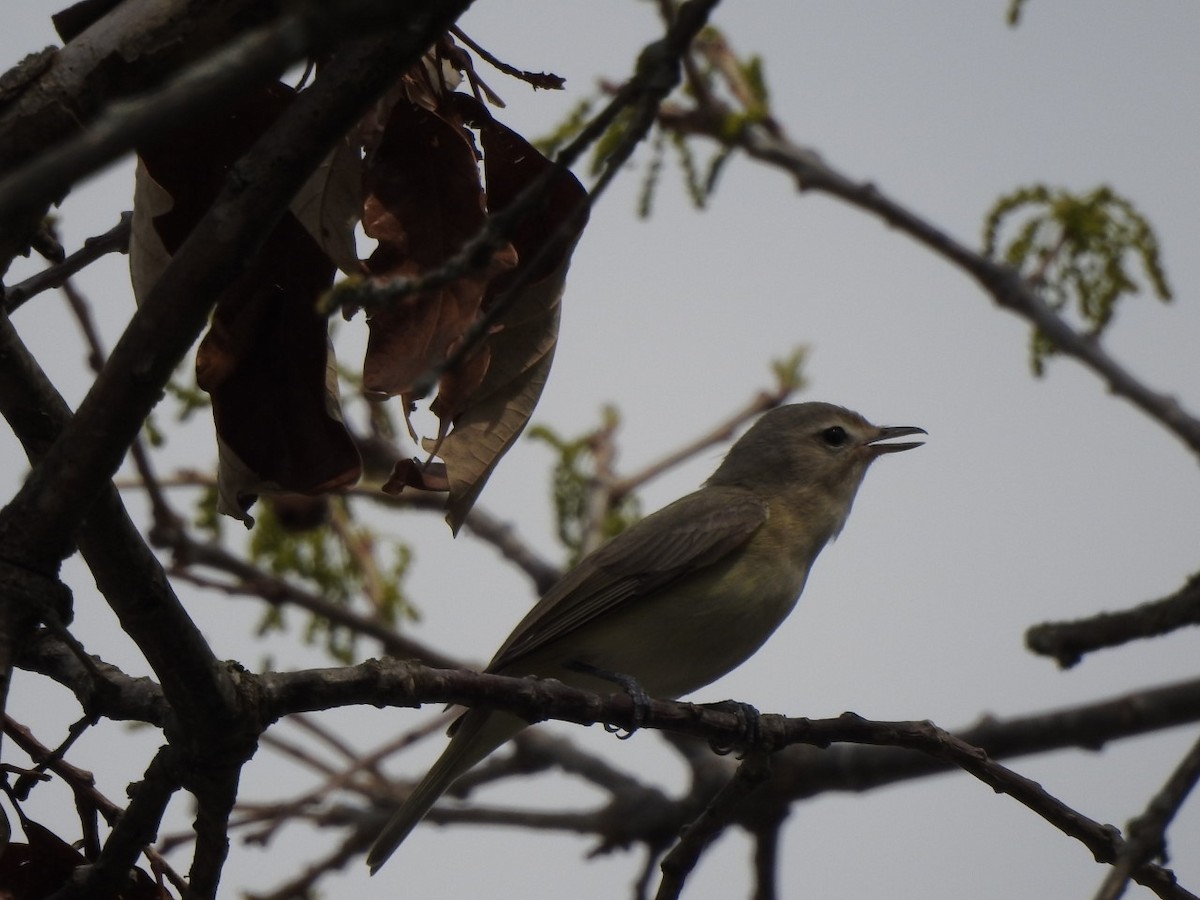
247,496,414,663
538,27,771,218
644,38,771,216
143,414,165,448
194,483,223,540
637,128,668,218
589,105,639,178
1006,0,1030,27
533,97,595,159
741,55,770,110
983,184,1172,375
165,378,211,422
771,345,809,394
527,407,642,567
142,378,210,448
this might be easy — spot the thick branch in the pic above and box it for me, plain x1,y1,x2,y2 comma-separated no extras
0,0,284,270
0,18,303,232
4,715,188,894
261,660,1200,898
0,311,237,741
0,7,474,893
0,2,474,576
15,628,167,726
772,676,1200,802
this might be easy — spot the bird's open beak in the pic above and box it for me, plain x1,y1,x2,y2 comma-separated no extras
867,425,927,454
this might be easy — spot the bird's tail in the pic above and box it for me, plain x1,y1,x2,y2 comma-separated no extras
366,709,528,874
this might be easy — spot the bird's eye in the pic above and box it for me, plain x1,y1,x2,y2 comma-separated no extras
821,426,849,448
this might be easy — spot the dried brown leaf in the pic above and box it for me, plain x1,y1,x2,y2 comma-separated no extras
430,96,588,531
136,83,360,524
381,458,451,495
128,158,174,303
291,135,364,276
426,271,565,532
360,95,516,398
429,337,494,425
196,216,361,524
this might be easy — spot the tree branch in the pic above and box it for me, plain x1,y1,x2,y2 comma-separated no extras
4,715,188,895
0,6,476,894
1027,569,1200,668
0,309,238,745
610,385,796,501
2,212,132,313
261,659,1200,897
138,468,566,597
14,628,167,726
1095,730,1200,900
48,745,183,900
656,751,772,900
162,528,461,670
0,4,475,577
335,0,722,402
657,108,1200,458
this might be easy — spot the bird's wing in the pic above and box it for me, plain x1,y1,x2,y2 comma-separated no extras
486,486,769,673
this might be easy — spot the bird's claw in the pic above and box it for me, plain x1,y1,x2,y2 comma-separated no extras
703,700,761,757
569,661,650,739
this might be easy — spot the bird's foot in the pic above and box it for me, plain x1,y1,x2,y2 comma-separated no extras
566,661,651,740
702,699,761,757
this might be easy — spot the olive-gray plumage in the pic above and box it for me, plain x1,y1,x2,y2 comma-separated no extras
367,402,924,873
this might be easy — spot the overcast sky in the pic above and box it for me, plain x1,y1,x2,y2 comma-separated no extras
4,2,1200,899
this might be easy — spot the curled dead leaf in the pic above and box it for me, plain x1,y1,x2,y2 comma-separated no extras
360,94,517,399
134,82,361,524
291,136,364,277
381,458,451,495
430,95,589,532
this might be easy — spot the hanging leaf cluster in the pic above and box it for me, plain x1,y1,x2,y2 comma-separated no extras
527,407,643,568
983,184,1172,375
129,39,585,530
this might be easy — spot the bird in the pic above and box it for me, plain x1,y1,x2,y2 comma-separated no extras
367,401,924,873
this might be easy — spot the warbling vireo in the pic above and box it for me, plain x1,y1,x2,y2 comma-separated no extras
367,402,924,872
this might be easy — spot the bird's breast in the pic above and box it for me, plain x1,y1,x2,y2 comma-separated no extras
539,547,811,701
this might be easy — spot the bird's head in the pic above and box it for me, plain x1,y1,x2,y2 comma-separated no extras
708,402,925,536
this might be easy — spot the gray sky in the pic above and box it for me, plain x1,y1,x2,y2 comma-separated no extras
4,2,1200,898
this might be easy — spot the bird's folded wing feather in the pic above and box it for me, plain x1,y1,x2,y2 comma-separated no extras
487,487,769,672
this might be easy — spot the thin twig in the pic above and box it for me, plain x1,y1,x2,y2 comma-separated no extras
657,751,772,900
611,386,794,500
449,26,565,90
164,530,461,670
3,213,132,313
123,469,565,595
286,711,362,763
48,745,185,900
1026,570,1200,668
327,499,391,614
60,275,189,548
3,716,189,895
1095,729,1200,900
658,97,1200,456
